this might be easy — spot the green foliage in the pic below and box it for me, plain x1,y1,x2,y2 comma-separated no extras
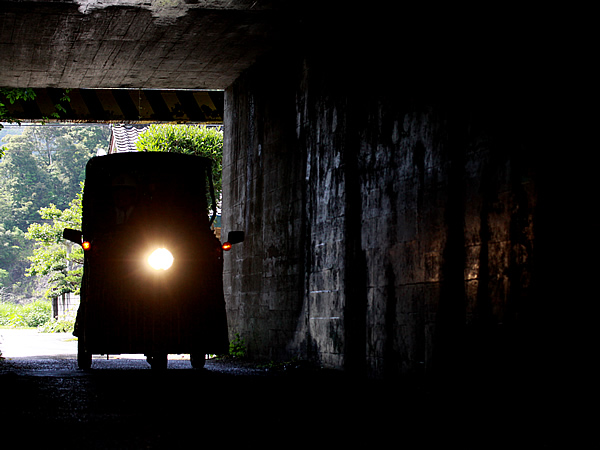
0,300,51,328
0,226,27,288
38,315,75,333
1,88,72,158
21,300,52,327
0,88,36,131
25,184,84,298
1,88,70,125
0,226,26,262
228,333,247,358
0,301,21,326
47,89,71,120
0,87,36,105
0,125,108,300
136,124,223,201
0,126,104,230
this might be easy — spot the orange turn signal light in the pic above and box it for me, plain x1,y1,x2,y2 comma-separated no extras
222,242,232,251
82,241,91,251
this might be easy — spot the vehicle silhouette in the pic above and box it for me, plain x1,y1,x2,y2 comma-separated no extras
64,152,243,369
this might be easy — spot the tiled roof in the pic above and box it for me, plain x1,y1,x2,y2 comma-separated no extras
109,125,148,153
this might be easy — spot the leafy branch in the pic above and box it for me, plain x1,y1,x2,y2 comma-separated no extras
24,183,84,298
44,89,72,121
0,88,36,128
1,87,72,158
1,88,72,125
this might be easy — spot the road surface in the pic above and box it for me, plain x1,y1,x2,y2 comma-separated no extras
0,328,188,361
0,328,77,358
0,329,562,449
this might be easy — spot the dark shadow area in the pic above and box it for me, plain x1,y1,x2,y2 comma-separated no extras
0,356,567,448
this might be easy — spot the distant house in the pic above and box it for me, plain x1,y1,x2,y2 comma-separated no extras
107,124,149,154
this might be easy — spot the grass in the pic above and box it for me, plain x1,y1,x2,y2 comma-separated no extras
0,300,52,328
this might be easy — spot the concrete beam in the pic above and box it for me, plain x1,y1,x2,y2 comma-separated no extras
1,88,224,123
0,0,279,90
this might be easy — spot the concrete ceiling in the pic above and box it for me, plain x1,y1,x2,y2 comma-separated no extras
0,0,282,90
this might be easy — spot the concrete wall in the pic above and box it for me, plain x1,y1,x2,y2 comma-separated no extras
222,14,551,380
223,59,307,362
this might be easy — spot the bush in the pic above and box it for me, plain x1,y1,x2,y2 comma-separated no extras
136,124,223,203
0,302,23,327
0,300,51,328
21,300,52,327
38,316,74,333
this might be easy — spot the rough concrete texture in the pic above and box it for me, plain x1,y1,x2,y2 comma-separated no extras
0,0,277,89
222,10,552,380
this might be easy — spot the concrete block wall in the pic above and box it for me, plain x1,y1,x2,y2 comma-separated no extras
222,28,544,379
223,67,307,362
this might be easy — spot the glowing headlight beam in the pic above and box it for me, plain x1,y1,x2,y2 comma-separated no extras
148,248,174,271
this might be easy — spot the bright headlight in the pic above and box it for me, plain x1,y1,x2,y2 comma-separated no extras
148,248,174,271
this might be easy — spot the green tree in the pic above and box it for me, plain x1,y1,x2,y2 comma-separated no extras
0,125,108,226
1,88,72,157
25,184,84,298
0,225,28,287
0,89,36,144
136,124,223,201
0,138,55,230
0,125,108,300
51,126,110,201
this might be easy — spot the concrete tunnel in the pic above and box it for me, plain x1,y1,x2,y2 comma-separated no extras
1,1,571,382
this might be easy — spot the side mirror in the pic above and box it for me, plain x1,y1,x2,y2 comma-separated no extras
63,228,83,244
227,231,245,245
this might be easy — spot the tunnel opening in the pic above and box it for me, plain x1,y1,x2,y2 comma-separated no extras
1,105,227,362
